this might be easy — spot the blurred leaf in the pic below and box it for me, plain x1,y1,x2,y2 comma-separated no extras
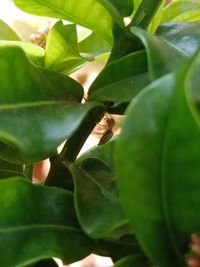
130,26,188,80
0,178,94,267
161,0,200,23
0,46,104,163
79,32,111,60
0,41,44,65
0,159,24,179
89,51,149,102
104,0,133,17
157,22,200,56
71,160,128,239
45,21,93,72
14,0,115,43
0,20,20,41
114,254,149,267
148,0,165,33
116,49,200,266
96,235,145,261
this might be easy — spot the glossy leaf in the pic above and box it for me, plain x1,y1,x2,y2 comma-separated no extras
131,0,164,29
0,178,94,267
45,21,93,72
71,160,128,239
14,0,115,43
116,49,200,266
89,51,149,102
0,41,44,65
0,46,104,163
130,26,188,80
76,138,116,170
0,20,20,41
157,22,200,56
161,0,200,23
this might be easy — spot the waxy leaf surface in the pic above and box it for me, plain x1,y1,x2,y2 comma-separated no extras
14,0,114,43
116,50,200,266
0,178,94,267
0,46,104,163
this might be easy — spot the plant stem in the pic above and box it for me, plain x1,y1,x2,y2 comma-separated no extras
129,0,164,29
60,106,105,162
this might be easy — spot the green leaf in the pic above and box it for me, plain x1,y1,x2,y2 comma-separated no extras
116,73,186,267
0,20,20,41
148,0,165,34
71,160,128,239
130,26,188,80
96,235,144,261
78,32,111,60
161,0,200,23
157,22,200,56
115,49,200,266
131,0,164,29
14,0,115,43
89,51,149,102
0,41,44,65
76,138,116,170
114,254,149,267
103,0,133,17
0,46,104,163
0,178,94,267
45,21,93,73
0,159,24,179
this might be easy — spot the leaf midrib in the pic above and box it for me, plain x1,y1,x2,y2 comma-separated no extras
0,101,77,110
0,224,83,232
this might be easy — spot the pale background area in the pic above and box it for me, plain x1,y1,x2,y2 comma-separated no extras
0,0,113,266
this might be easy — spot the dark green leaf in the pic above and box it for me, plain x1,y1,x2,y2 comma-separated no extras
71,160,128,239
131,0,164,29
0,159,24,179
130,26,188,80
14,0,114,43
0,46,104,163
115,49,200,266
89,51,149,102
102,0,133,17
76,138,116,170
32,259,59,267
0,178,94,267
96,234,145,261
114,254,149,267
0,20,20,41
157,22,200,56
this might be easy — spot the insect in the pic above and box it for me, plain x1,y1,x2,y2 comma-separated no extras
92,114,115,145
30,28,49,48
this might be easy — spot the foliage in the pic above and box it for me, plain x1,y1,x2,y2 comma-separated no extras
0,0,200,266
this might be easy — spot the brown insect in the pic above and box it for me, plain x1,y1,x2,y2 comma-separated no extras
30,28,49,49
92,114,115,145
